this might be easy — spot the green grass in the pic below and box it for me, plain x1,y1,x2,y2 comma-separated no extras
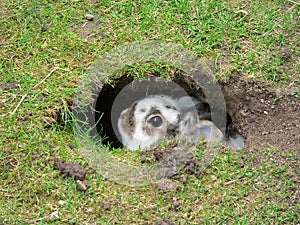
1,0,299,224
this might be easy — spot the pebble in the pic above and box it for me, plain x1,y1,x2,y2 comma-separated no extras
172,201,181,211
49,210,59,219
84,14,94,21
76,180,87,191
281,47,292,59
58,200,66,206
85,208,93,213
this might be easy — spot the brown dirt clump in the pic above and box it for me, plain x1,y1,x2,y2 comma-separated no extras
221,77,299,152
140,140,206,179
155,218,175,225
53,157,86,181
0,81,18,90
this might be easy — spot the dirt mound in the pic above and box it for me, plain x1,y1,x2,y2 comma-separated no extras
137,77,299,186
221,77,299,152
53,157,86,181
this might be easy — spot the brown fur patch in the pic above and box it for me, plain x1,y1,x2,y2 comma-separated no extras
143,125,152,136
120,102,137,138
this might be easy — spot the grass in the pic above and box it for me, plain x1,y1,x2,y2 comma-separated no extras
1,0,299,224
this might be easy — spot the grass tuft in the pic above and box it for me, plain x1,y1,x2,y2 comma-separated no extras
1,0,299,224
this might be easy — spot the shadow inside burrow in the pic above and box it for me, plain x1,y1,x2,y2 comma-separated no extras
94,69,238,149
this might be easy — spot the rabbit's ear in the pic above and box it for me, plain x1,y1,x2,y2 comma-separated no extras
119,108,129,120
123,102,137,126
176,96,198,112
118,102,138,142
191,120,224,144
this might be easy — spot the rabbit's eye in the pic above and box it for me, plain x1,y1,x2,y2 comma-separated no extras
148,116,163,127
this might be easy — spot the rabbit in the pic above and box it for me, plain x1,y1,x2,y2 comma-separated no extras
117,95,230,151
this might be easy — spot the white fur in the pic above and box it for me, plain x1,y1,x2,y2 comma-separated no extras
118,95,225,151
118,95,180,150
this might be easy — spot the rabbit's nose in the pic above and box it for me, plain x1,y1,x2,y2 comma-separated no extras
167,124,179,137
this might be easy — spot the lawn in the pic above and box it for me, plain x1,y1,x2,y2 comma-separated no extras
0,0,299,224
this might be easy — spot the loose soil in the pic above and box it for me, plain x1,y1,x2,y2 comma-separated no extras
138,76,299,194
53,157,86,181
221,76,299,152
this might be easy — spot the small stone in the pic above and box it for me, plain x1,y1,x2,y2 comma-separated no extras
76,180,87,191
41,21,51,32
58,200,66,206
100,202,111,211
85,208,93,213
84,14,94,21
281,47,292,59
180,175,188,183
49,210,59,219
172,201,181,211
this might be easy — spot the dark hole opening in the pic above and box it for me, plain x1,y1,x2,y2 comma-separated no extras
95,73,236,149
